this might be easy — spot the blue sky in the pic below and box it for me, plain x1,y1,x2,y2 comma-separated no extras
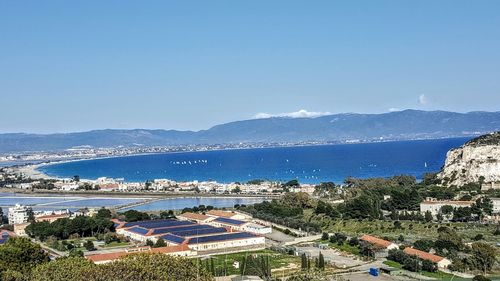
1,1,499,133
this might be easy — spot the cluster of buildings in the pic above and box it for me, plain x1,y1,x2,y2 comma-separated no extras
359,234,452,269
7,204,97,236
87,210,269,263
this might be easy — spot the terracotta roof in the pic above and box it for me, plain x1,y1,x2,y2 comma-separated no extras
36,214,70,221
404,247,445,263
86,251,128,263
178,212,210,221
207,210,236,218
151,245,190,254
360,234,394,249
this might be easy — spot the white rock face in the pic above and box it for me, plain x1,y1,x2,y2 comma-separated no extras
438,135,500,187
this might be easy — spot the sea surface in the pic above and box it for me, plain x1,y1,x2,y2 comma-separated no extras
0,193,264,213
39,138,470,184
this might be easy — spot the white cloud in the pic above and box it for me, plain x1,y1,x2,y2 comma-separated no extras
388,107,401,112
418,94,428,105
253,109,331,119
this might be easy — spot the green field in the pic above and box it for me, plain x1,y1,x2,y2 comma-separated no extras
204,249,301,276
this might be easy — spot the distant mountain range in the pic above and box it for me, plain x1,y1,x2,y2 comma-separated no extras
1,110,500,153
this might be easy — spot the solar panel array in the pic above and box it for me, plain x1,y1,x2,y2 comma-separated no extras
170,227,227,238
187,232,257,244
127,226,150,235
124,219,192,229
162,234,186,244
150,224,212,235
214,217,246,226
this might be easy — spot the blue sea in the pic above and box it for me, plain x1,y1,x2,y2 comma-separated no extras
39,138,470,184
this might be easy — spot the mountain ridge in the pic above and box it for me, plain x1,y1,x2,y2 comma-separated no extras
1,110,500,153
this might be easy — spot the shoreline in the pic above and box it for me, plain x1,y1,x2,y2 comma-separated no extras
0,187,279,199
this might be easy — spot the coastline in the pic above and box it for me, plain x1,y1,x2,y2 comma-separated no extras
0,187,279,199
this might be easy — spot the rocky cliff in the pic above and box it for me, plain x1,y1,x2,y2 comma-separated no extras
438,132,500,187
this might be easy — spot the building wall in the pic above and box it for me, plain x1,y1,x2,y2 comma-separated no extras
188,236,265,251
437,258,452,269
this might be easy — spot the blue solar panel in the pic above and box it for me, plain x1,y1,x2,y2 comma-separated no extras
162,234,186,244
151,224,213,235
128,227,150,235
171,227,227,237
188,232,257,244
214,217,246,226
124,219,193,229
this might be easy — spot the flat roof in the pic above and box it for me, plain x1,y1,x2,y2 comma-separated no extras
214,217,247,226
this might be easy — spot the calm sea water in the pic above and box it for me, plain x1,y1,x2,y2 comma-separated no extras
39,138,470,184
0,193,265,213
120,197,266,212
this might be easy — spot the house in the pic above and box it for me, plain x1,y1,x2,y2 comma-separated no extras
420,198,473,216
360,234,399,258
404,247,452,269
360,235,399,250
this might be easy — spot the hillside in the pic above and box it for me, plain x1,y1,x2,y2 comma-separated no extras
1,110,500,153
438,132,500,187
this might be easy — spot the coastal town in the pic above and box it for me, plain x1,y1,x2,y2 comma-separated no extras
1,134,500,281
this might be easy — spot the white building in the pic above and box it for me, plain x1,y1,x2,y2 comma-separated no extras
8,204,33,224
492,198,500,214
243,223,272,234
419,198,474,216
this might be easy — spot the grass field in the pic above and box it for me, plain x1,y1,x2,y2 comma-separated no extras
205,249,301,276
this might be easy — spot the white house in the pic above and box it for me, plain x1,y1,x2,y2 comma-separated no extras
420,198,474,216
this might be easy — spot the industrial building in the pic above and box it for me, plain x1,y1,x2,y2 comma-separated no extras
114,218,266,254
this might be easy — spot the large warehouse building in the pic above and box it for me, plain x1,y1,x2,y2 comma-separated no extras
114,218,266,253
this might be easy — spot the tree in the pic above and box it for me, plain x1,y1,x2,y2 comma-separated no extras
154,238,166,248
424,211,433,222
95,208,112,219
440,205,454,215
121,210,150,222
72,175,80,182
84,240,95,251
421,260,437,272
232,186,241,193
146,239,154,247
470,242,497,274
413,239,434,252
317,252,325,270
402,256,421,272
321,232,329,241
28,253,213,281
0,237,49,277
473,275,492,281
301,253,308,271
